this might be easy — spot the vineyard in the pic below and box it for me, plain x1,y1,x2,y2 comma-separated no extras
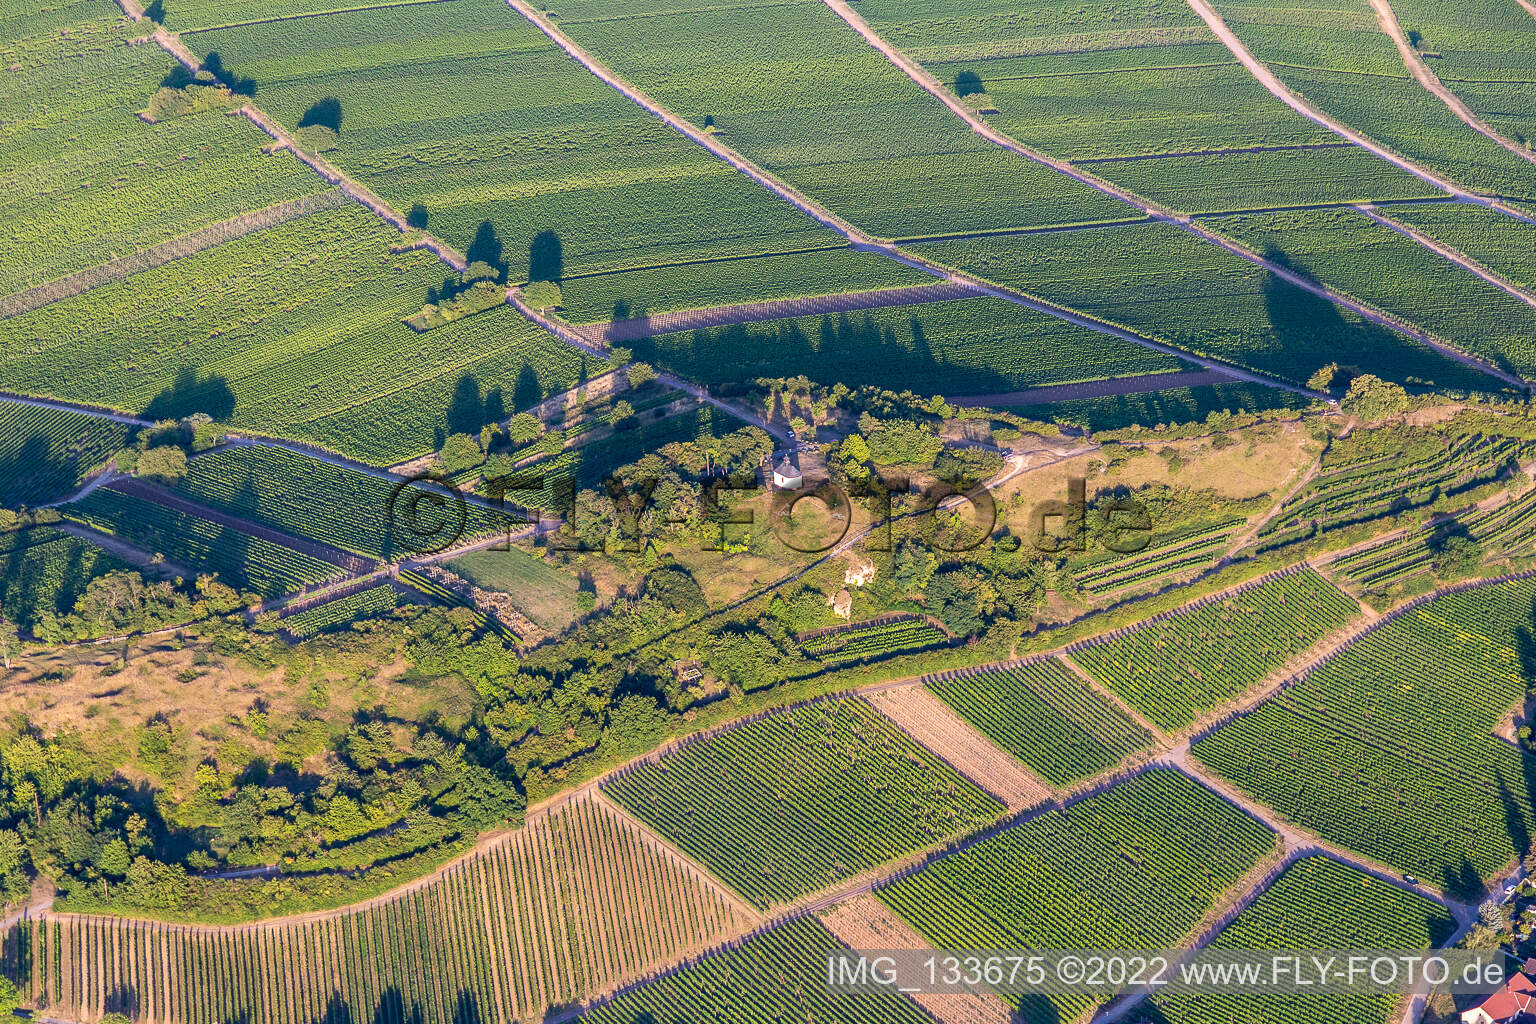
1069,568,1360,731
800,617,950,665
1257,431,1532,547
1146,857,1455,1024
879,769,1277,1021
179,0,865,294
0,527,124,631
635,295,1183,396
170,445,516,561
1018,380,1314,432
65,486,343,598
576,917,933,1024
0,795,754,1024
539,0,1133,239
1387,202,1536,294
912,224,1488,389
928,658,1155,786
0,12,323,299
1333,487,1536,590
0,401,130,508
1073,518,1245,597
1194,576,1536,894
1214,209,1536,379
280,584,399,638
602,698,1003,909
1212,0,1536,199
0,207,586,466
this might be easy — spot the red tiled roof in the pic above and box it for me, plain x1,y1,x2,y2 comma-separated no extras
1473,973,1536,1022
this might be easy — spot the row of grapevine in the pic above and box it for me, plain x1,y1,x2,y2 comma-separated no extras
927,657,1155,786
800,617,950,664
279,584,398,638
602,697,1003,909
1147,857,1455,1024
1069,568,1360,731
1073,518,1244,596
1334,486,1536,589
1194,575,1536,892
5,795,751,1023
879,769,1278,1021
0,400,131,508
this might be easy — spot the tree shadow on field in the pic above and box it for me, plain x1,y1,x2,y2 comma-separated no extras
446,375,483,437
201,52,256,96
466,221,508,283
529,229,563,284
452,992,481,1024
299,97,342,132
955,70,984,97
142,366,236,421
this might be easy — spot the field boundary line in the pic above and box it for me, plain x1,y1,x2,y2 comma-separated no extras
1053,654,1168,743
0,392,154,429
0,191,349,320
1356,203,1536,309
177,0,461,34
1369,0,1536,170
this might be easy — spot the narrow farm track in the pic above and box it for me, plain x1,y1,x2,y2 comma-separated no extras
1370,0,1536,168
0,191,349,320
0,391,153,428
1518,0,1536,20
944,368,1237,409
569,281,976,345
821,0,1529,391
1358,203,1536,308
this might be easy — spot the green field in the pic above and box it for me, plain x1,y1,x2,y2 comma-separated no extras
280,584,399,637
537,0,1134,238
1335,486,1536,590
577,917,934,1024
66,486,342,598
177,0,928,318
929,658,1155,785
170,445,517,561
801,617,951,664
602,697,1003,908
1070,568,1360,731
1383,202,1536,293
0,527,125,631
448,547,581,631
0,8,324,299
1193,576,1536,897
1213,0,1536,199
0,402,131,508
1146,857,1455,1024
1013,380,1316,431
1073,518,1246,597
913,224,1494,389
0,207,586,465
1214,208,1536,379
880,769,1277,1021
634,296,1186,395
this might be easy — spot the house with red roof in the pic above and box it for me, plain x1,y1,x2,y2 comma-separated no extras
1463,971,1536,1024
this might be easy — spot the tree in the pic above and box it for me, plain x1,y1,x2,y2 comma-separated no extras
136,445,187,481
406,203,429,229
954,70,984,97
523,280,561,311
0,977,18,1016
626,361,656,388
507,412,542,445
606,346,633,372
1340,374,1408,422
439,433,484,475
0,614,16,670
608,400,635,428
1307,362,1339,391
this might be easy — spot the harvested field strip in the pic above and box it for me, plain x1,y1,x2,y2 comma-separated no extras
7,795,750,1024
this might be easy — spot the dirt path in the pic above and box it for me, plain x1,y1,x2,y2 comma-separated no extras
0,191,348,320
569,281,975,345
1370,0,1536,168
1358,203,1536,308
52,521,197,581
946,368,1237,409
1517,0,1536,20
0,391,153,428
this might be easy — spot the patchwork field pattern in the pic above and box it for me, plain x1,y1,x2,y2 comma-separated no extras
1069,568,1360,731
1375,202,1536,294
879,769,1277,1021
1194,576,1536,896
602,697,1003,909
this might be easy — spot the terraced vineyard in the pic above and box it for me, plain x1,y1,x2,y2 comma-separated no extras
633,295,1185,395
912,224,1492,389
879,769,1277,1021
576,917,933,1024
1073,518,1245,597
801,617,950,664
1147,857,1456,1024
7,796,754,1024
0,207,586,465
170,445,516,561
1069,569,1360,731
602,698,1003,909
0,401,131,507
928,657,1156,785
1194,576,1536,895
1334,487,1536,590
1214,209,1536,378
0,527,124,631
66,486,343,598
281,584,399,638
0,8,323,299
